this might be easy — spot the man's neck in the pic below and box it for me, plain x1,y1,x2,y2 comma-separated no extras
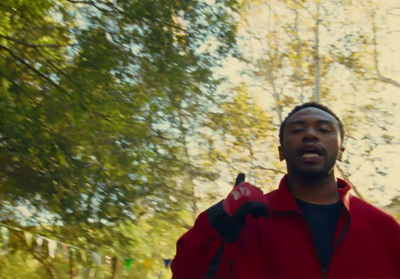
286,174,340,205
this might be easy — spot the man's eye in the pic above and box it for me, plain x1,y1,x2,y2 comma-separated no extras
319,128,331,132
292,129,304,133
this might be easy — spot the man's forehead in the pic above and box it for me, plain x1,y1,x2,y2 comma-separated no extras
286,107,338,125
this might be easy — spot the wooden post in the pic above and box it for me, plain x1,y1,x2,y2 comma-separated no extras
111,256,119,279
69,247,77,279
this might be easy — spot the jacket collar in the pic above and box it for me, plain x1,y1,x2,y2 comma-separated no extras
267,175,352,212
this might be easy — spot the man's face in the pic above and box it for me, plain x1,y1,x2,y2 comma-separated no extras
278,107,344,178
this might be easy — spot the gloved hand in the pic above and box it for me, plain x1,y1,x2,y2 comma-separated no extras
222,174,270,223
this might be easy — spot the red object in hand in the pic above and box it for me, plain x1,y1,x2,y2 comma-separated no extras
222,182,269,219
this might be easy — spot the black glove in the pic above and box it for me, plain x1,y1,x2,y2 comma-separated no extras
207,173,269,243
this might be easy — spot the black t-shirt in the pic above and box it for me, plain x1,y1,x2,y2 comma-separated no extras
295,198,344,272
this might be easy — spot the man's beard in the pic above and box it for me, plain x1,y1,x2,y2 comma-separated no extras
287,159,336,182
295,168,333,181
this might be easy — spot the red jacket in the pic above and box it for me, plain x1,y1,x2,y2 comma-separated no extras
171,176,400,279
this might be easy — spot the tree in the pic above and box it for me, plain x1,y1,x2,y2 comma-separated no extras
0,0,240,277
228,0,400,207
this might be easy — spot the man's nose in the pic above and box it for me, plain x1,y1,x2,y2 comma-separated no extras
303,127,319,141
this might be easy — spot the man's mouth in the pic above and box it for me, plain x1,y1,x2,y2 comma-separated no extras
299,145,323,158
302,151,321,158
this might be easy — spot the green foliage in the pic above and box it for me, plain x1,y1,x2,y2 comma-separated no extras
0,0,239,277
201,84,282,191
1,0,399,277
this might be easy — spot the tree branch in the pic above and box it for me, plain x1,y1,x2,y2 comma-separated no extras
0,34,70,48
336,164,364,199
254,165,286,174
32,45,82,89
65,0,190,35
369,3,400,88
375,75,400,88
16,233,57,279
0,44,72,97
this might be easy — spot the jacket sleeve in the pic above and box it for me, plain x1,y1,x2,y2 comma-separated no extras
171,201,244,279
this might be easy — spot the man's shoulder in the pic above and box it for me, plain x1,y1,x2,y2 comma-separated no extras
263,188,280,201
350,195,387,213
350,195,400,226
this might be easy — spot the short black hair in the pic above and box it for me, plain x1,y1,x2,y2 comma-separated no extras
279,102,345,145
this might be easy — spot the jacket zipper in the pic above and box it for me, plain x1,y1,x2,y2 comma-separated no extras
229,259,233,279
323,211,351,279
334,213,351,250
277,209,332,279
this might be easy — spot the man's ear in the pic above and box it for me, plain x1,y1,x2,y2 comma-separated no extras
338,146,345,162
278,146,285,161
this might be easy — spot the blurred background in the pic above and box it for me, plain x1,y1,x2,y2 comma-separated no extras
0,0,399,278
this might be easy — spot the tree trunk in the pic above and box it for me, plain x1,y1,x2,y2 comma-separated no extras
314,0,321,102
111,257,119,279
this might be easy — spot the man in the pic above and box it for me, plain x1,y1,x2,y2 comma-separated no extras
171,102,400,279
